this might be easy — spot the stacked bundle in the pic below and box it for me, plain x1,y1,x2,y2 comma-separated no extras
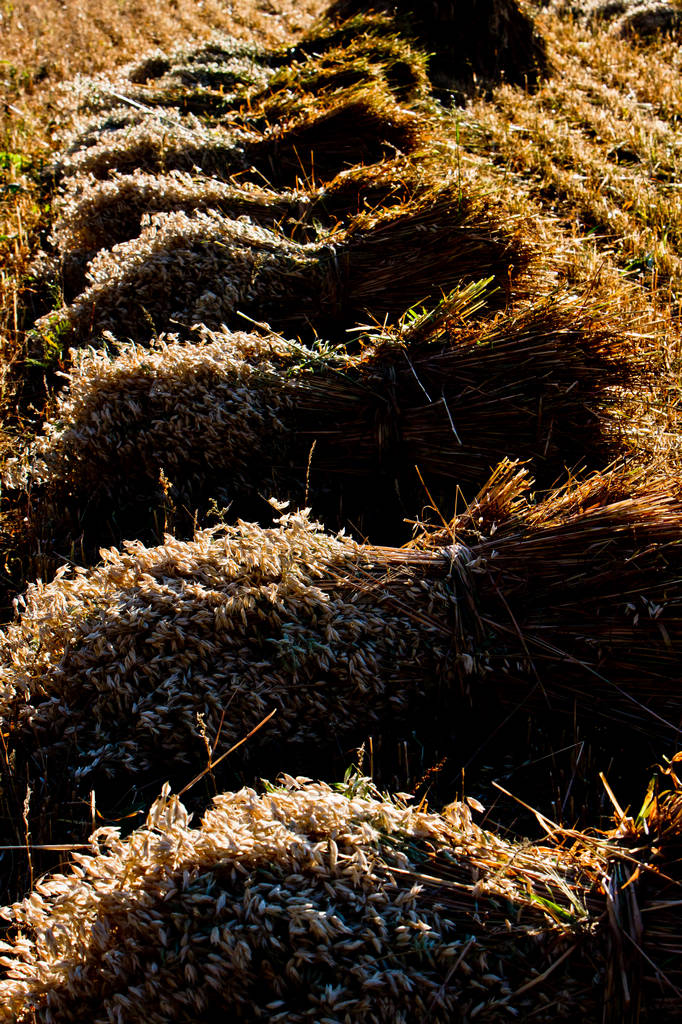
52,172,310,269
0,777,603,1023
11,288,634,560
4,765,682,1021
0,508,454,801
37,26,527,357
325,0,549,93
3,468,682,811
41,186,523,347
68,35,275,119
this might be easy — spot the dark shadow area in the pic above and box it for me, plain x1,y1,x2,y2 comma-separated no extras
324,0,549,96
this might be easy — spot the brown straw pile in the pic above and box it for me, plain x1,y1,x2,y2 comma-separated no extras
8,287,638,563
39,184,524,347
325,0,549,94
0,776,604,1023
3,465,682,813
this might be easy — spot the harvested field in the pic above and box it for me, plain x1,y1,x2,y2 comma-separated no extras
2,0,682,1019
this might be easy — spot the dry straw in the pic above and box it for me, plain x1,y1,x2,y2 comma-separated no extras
251,16,431,119
10,286,639,560
40,182,524,348
3,461,682,812
601,757,682,1021
0,775,604,1023
325,0,548,94
55,83,422,189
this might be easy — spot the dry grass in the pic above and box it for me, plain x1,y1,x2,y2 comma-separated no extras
460,11,682,313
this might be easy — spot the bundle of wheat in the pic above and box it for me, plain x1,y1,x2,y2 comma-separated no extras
55,83,422,191
6,330,302,553
51,171,311,262
124,37,276,112
324,0,548,94
0,776,604,1023
45,210,321,345
51,157,425,272
12,288,635,562
251,18,430,118
3,461,682,813
128,37,274,87
43,184,523,348
51,172,313,301
64,35,275,121
54,106,257,182
0,508,456,804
